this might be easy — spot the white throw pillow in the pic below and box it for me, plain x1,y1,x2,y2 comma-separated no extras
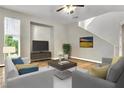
22,57,30,64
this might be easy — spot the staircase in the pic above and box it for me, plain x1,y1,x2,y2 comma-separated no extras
78,12,124,56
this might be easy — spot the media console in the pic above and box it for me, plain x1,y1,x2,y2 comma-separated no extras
31,51,51,62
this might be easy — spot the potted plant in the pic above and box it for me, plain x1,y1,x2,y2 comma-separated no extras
63,44,71,59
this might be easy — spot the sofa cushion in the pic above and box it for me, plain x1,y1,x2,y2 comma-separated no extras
89,65,110,79
18,67,38,75
12,57,24,65
16,64,39,75
106,57,124,82
16,64,38,70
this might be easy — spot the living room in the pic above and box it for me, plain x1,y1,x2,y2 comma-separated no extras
0,2,124,90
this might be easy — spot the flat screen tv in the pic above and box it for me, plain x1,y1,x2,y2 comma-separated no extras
32,41,49,51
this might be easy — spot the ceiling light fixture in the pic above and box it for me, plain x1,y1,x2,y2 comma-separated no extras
56,5,84,14
63,5,76,14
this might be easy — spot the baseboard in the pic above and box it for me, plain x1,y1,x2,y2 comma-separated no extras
52,56,101,63
51,57,64,60
70,56,101,63
51,57,59,60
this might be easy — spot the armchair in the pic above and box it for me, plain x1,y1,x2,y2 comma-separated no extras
72,57,124,88
72,70,115,88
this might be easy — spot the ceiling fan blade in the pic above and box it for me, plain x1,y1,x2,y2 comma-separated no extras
56,7,65,12
73,5,84,7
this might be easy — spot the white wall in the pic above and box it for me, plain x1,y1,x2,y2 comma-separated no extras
67,24,114,62
0,14,4,64
29,16,69,58
0,7,116,64
121,24,124,56
0,7,68,62
0,8,31,64
31,25,52,51
32,25,51,41
53,25,68,58
79,12,124,56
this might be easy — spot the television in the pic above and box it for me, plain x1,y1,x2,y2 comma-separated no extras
32,41,49,51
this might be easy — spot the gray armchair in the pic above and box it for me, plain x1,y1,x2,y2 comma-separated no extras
72,57,124,88
72,71,115,88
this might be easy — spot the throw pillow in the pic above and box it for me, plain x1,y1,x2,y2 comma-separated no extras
106,57,124,82
89,65,110,79
12,57,24,65
111,56,122,64
16,64,38,70
16,64,39,75
18,67,38,75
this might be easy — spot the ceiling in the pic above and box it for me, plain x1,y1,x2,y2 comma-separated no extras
1,5,124,24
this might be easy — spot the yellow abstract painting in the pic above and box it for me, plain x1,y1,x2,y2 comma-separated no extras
80,36,93,48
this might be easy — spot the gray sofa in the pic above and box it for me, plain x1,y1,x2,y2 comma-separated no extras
5,57,54,88
72,57,124,88
7,70,54,88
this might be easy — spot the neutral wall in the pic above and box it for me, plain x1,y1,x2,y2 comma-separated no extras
31,25,52,51
0,8,68,62
32,25,51,41
29,16,68,58
0,8,30,64
80,12,124,45
79,12,124,56
121,24,124,56
67,24,114,62
0,7,115,64
0,14,4,64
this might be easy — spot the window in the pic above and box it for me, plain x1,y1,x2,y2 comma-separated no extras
4,17,21,56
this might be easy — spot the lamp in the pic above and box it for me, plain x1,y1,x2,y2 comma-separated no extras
3,47,16,56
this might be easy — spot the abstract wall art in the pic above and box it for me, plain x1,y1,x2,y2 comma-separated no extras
80,36,93,48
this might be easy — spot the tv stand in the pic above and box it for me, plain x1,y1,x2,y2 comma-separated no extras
31,51,51,62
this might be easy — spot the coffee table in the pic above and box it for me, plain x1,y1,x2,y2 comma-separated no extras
48,60,77,80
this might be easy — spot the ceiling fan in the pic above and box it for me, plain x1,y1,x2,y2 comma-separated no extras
56,5,84,14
